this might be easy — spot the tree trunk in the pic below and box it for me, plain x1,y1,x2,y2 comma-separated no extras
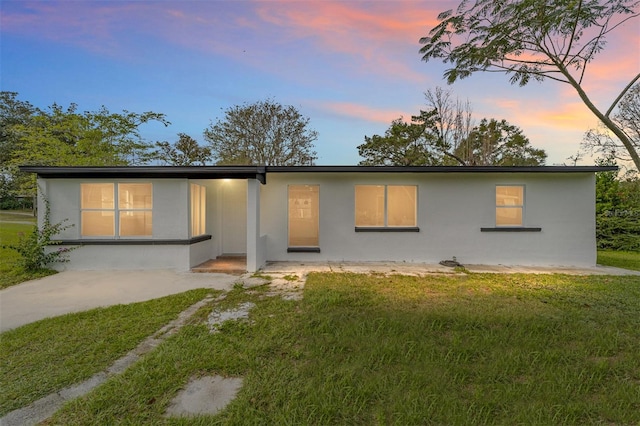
562,69,640,171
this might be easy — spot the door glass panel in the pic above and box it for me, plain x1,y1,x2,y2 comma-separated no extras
288,185,319,247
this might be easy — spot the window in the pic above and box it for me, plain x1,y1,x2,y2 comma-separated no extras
288,185,319,248
190,183,206,237
355,185,417,228
81,183,152,237
496,185,524,226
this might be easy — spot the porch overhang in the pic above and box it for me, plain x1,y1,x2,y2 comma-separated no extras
19,166,267,184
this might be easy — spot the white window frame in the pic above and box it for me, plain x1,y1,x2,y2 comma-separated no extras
495,184,525,227
80,182,153,238
354,185,418,229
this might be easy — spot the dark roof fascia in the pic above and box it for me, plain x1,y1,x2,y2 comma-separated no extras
19,165,617,180
19,166,267,183
266,165,618,173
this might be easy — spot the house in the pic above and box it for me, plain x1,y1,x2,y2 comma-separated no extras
20,165,616,272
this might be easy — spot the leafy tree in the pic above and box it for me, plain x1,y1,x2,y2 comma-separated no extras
456,119,547,166
152,133,212,166
419,0,640,170
359,88,545,166
594,156,640,251
1,92,36,166
2,95,169,195
359,87,476,166
0,92,37,198
358,114,442,166
203,99,318,166
582,83,640,171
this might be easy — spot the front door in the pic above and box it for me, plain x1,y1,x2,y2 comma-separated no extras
221,180,247,255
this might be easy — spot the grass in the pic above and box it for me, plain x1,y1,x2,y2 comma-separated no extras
0,288,216,415
597,249,640,271
0,211,57,289
39,272,640,425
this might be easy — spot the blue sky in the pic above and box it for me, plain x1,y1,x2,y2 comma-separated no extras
1,0,638,165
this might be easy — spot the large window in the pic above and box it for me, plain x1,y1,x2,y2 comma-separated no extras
81,183,152,237
495,185,524,226
355,185,417,228
288,185,319,247
190,183,206,237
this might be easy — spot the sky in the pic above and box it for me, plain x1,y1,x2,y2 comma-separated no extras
1,0,639,166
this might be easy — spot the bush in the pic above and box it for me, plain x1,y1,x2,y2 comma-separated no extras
1,200,75,271
0,197,34,210
596,214,640,251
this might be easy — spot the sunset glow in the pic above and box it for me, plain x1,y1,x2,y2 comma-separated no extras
1,0,638,165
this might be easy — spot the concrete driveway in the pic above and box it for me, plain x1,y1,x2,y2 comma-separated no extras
3,262,638,333
0,270,237,333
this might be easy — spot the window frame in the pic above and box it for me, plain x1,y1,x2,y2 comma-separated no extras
354,184,419,232
495,184,525,227
80,182,153,239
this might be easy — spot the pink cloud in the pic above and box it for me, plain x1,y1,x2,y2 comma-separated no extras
253,1,442,81
317,101,410,124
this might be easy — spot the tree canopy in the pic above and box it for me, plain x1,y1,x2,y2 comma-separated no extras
203,99,318,166
359,88,546,166
457,119,547,166
359,114,545,167
1,92,169,195
358,114,442,166
419,0,640,170
152,133,212,166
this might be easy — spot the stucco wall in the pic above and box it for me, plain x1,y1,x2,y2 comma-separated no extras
40,177,195,270
51,244,191,271
37,171,598,270
40,178,190,240
260,172,596,266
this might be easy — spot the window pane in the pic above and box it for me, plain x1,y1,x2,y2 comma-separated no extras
387,186,417,227
199,186,206,235
496,207,523,226
288,185,319,247
81,183,114,209
190,183,206,236
81,211,114,236
355,185,384,227
496,186,523,206
119,183,152,209
119,211,152,236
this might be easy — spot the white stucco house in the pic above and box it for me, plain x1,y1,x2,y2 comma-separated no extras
20,165,615,272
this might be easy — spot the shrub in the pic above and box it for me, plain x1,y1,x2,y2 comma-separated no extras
596,214,640,251
1,200,75,271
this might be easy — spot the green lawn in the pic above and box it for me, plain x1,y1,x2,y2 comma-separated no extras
597,250,640,271
0,289,216,415
24,272,639,425
0,211,56,289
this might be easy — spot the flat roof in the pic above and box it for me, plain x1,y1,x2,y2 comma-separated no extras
19,165,617,182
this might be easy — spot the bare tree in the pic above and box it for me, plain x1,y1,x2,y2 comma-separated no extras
423,87,474,165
